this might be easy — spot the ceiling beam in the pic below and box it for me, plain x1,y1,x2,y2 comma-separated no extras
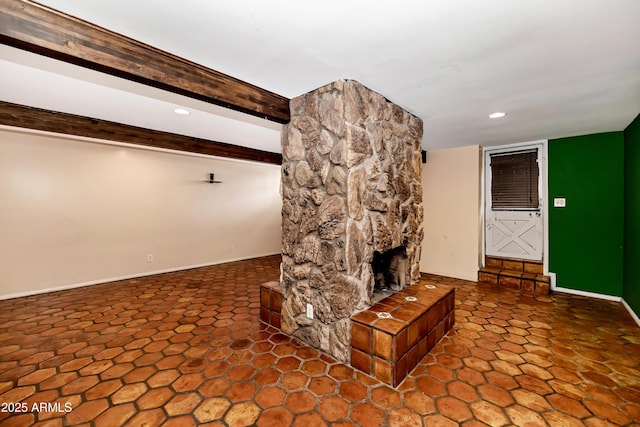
0,101,283,165
0,0,291,124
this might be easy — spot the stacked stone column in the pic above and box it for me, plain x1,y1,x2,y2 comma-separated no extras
280,80,424,362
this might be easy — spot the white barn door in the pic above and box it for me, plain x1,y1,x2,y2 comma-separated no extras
485,145,544,261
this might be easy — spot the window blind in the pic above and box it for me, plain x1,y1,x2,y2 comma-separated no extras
490,150,539,209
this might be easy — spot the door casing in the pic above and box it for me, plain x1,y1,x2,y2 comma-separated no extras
481,140,549,273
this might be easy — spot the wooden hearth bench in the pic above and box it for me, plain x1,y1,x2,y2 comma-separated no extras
260,278,455,387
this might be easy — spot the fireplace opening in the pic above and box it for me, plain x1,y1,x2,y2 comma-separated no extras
372,246,407,301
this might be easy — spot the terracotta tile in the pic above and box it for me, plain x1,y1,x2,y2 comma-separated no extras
99,363,134,380
256,406,294,427
478,271,498,286
371,385,401,408
300,360,327,376
489,359,523,376
373,317,405,335
295,346,320,360
372,357,392,385
463,356,491,373
284,390,317,413
351,322,371,352
111,382,147,404
351,310,379,326
200,378,231,398
255,386,286,408
0,413,35,426
512,388,551,412
136,387,174,409
395,328,409,360
503,259,524,271
523,261,543,275
470,401,509,426
415,376,446,396
253,367,281,386
275,356,300,372
38,372,78,390
123,408,165,427
16,367,56,386
227,365,255,381
485,257,503,269
546,393,590,418
163,416,196,427
543,411,585,427
484,371,518,390
506,404,549,427
478,384,515,407
123,366,156,383
351,402,385,427
318,395,349,421
260,287,270,310
327,364,354,381
65,399,109,424
338,380,367,403
146,369,180,388
85,379,123,400
202,360,229,377
548,379,588,401
94,403,136,427
350,348,372,375
1,256,639,427
164,392,202,416
403,390,435,415
581,371,618,388
270,291,283,313
582,384,623,407
436,396,472,422
389,408,422,427
308,377,337,395
583,400,631,425
224,402,260,426
280,371,308,390
621,403,640,422
447,381,479,403
171,373,203,392
225,381,257,402
61,375,99,395
499,275,521,289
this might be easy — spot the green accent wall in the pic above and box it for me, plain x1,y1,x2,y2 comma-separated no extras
548,132,624,296
624,113,640,316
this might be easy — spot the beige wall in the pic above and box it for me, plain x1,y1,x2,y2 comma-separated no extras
0,127,282,298
420,145,482,281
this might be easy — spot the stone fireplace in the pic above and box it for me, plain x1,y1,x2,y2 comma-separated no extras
279,80,424,362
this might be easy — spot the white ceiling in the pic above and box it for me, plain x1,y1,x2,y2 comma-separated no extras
2,0,640,153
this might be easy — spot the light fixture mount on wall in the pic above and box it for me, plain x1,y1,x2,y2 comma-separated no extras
489,112,507,119
208,173,222,184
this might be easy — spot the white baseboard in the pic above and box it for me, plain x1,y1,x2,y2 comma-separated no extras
622,299,640,327
552,286,622,302
544,285,640,328
0,252,280,301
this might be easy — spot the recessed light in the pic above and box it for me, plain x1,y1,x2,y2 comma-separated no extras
489,112,506,119
173,108,190,115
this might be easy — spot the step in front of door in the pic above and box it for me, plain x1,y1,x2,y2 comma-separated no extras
478,256,550,295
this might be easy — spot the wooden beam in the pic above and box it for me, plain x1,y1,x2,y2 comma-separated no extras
0,101,283,165
0,0,290,124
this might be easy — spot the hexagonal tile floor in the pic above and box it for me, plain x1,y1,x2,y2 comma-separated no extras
0,255,639,426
